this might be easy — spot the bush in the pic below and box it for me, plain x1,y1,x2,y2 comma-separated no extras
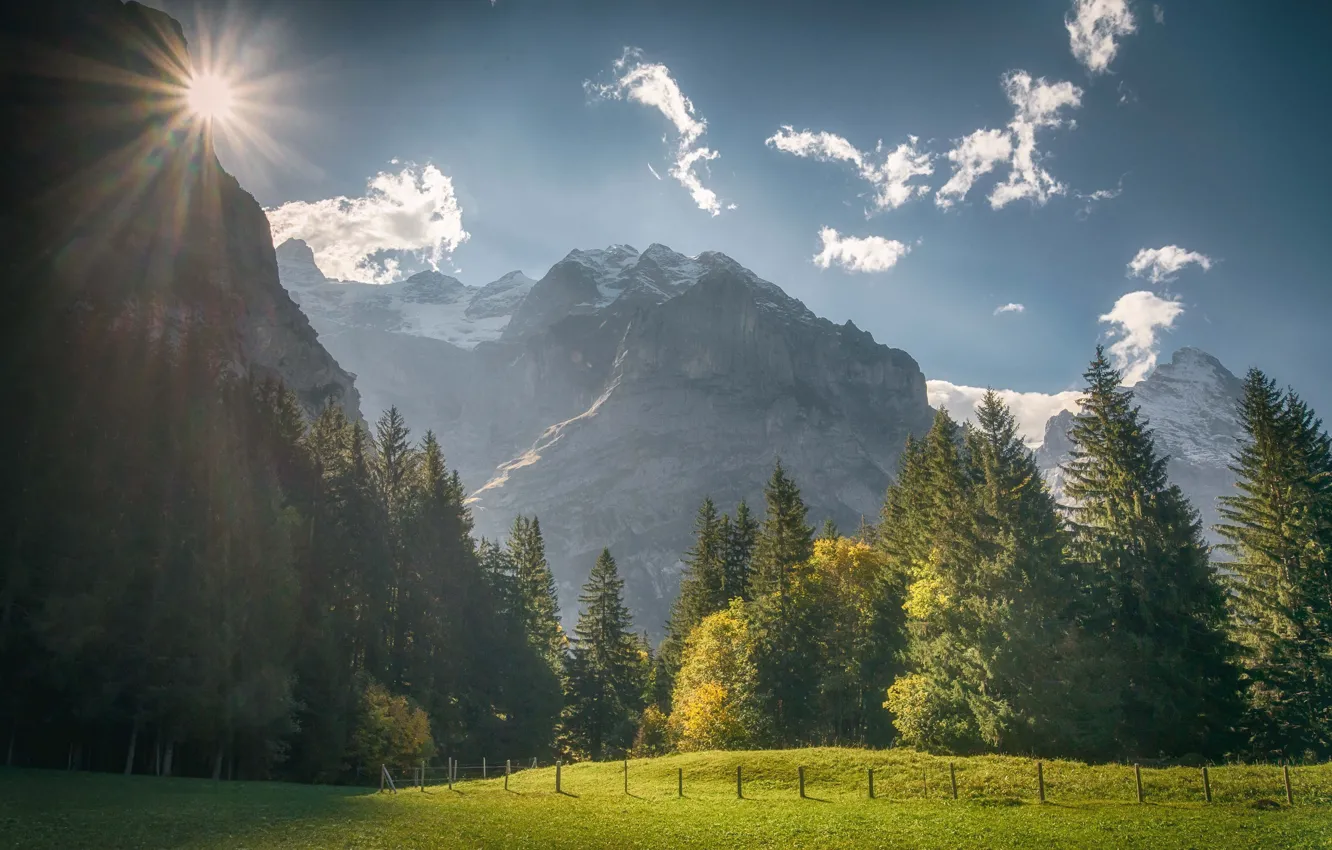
347,681,436,772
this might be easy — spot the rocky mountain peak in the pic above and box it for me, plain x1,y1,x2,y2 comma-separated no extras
1036,346,1245,544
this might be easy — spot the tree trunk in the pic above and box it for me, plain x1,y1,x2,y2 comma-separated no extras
123,717,139,775
5,726,13,766
66,741,74,771
212,742,224,780
162,740,174,777
153,726,162,776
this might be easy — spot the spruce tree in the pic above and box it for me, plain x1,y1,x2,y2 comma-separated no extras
724,500,759,602
751,460,815,603
1064,347,1240,758
667,498,729,644
509,516,566,673
563,549,640,758
1217,370,1332,757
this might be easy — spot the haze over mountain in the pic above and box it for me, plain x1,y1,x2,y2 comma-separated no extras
279,239,933,631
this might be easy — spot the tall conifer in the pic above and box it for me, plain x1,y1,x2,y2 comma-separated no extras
1064,347,1240,757
1217,370,1332,757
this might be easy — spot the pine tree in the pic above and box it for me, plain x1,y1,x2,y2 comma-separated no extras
751,460,814,603
509,516,566,673
724,500,759,602
562,549,641,759
1217,370,1332,757
818,518,840,540
667,499,729,645
1064,347,1240,758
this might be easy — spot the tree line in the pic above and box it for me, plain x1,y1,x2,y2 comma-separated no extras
4,337,1329,779
631,348,1332,763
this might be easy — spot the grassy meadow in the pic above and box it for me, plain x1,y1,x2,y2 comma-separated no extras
5,749,1332,849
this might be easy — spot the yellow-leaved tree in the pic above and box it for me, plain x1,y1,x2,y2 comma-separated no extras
668,602,766,750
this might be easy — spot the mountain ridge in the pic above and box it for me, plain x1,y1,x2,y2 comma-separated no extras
277,239,932,632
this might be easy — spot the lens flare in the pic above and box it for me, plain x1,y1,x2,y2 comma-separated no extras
187,73,234,121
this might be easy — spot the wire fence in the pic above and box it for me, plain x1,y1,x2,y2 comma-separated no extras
380,757,543,793
380,757,1331,807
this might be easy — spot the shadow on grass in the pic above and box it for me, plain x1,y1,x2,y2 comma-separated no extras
557,790,580,798
2,768,393,850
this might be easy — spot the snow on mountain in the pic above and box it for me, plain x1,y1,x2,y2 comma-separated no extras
275,238,531,350
1035,346,1244,543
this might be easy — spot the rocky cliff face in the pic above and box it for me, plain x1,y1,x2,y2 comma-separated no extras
279,241,933,633
1036,347,1244,543
0,1,360,421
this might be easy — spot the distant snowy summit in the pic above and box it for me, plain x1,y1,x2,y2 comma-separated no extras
1036,346,1245,542
275,238,535,349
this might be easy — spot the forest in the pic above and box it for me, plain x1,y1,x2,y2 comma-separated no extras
4,332,1330,781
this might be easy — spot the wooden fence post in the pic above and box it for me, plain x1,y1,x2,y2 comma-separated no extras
923,768,928,798
420,761,425,791
483,757,487,779
505,759,511,791
624,759,628,795
380,763,385,793
737,765,743,799
1202,766,1211,803
950,762,958,800
1135,763,1144,804
868,768,875,800
678,767,683,798
798,766,806,798
556,759,562,794
1284,763,1293,805
1037,761,1045,803
447,757,452,791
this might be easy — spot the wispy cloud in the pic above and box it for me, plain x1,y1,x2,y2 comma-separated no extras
766,126,933,213
927,381,1081,447
266,163,468,283
1075,178,1124,218
1153,5,1165,24
812,227,911,273
586,48,730,215
1067,0,1137,75
1100,290,1184,384
994,302,1026,315
646,163,662,180
935,128,1013,209
989,72,1083,208
1128,245,1213,284
937,72,1082,210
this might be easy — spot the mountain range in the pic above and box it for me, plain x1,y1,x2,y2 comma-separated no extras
278,239,934,633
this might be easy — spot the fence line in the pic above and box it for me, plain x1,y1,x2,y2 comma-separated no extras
381,758,1323,807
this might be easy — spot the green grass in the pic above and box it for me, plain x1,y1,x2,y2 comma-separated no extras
5,750,1332,849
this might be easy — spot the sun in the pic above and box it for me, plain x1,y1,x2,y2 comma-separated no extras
187,73,235,121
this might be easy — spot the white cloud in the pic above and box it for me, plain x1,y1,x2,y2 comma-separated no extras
767,126,933,213
994,302,1026,314
646,163,662,180
1075,179,1123,217
1153,5,1165,24
587,48,729,216
1067,0,1137,75
1128,245,1214,284
266,163,468,283
812,227,911,273
989,72,1083,208
937,72,1082,210
927,381,1081,447
1099,290,1184,384
935,128,1012,209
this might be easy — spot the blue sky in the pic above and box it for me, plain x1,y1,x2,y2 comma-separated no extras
158,0,1332,435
